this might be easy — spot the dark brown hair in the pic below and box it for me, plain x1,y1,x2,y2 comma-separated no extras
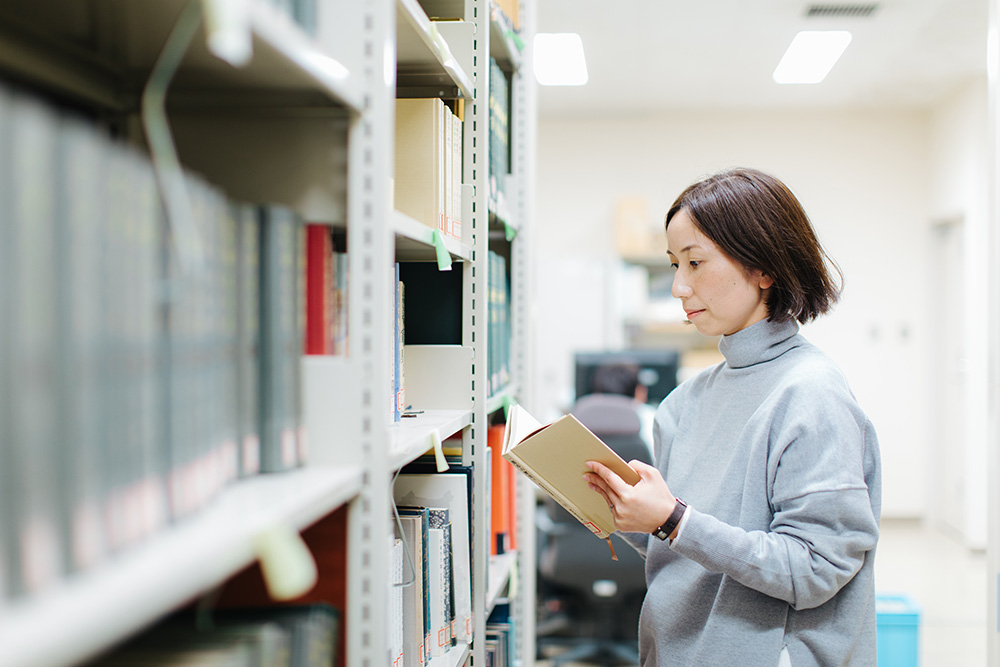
665,167,841,324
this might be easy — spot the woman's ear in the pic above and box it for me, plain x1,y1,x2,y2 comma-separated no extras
758,273,774,290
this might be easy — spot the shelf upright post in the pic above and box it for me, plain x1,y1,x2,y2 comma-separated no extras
345,0,396,665
464,1,491,665
508,1,538,663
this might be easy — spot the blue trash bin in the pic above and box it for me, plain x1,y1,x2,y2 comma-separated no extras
876,593,921,667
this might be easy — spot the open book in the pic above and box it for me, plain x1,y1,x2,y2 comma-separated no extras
502,404,640,541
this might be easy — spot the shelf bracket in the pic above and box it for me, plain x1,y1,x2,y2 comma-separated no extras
141,0,206,276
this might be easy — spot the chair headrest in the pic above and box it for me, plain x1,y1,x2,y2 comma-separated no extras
571,394,642,435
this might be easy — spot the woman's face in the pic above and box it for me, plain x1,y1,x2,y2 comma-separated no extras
667,209,773,337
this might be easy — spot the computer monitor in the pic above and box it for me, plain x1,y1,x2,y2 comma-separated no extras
574,349,680,406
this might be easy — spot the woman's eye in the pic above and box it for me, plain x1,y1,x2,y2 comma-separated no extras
689,260,700,268
670,262,679,269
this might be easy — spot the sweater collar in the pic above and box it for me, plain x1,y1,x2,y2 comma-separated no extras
718,318,800,369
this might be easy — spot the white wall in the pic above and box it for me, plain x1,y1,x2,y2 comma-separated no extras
927,77,989,548
533,107,936,518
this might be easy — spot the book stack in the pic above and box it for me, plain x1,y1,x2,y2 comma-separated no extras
394,98,464,240
391,466,475,666
488,251,511,396
0,81,307,604
488,58,510,215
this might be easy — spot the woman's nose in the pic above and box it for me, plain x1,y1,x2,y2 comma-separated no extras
672,272,692,299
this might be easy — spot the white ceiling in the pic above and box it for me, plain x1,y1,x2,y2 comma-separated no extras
534,0,989,116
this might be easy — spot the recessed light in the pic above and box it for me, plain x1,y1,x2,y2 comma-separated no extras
533,33,589,86
773,31,852,84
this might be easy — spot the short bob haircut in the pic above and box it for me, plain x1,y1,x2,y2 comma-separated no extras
665,167,841,324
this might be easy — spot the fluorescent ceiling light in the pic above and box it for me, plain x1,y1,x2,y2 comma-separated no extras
534,33,589,86
773,31,852,84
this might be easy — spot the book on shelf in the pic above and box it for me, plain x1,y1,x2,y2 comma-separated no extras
389,535,405,667
488,58,510,210
305,224,334,356
396,506,432,667
331,245,348,356
488,426,510,556
6,87,65,595
55,110,109,574
394,98,463,240
392,262,404,422
502,404,640,545
425,508,454,656
258,204,305,472
235,202,262,477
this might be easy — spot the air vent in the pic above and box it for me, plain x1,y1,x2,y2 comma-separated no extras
806,4,878,18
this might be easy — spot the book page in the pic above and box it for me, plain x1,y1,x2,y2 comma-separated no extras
502,404,543,454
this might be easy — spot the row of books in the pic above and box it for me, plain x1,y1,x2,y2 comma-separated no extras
488,251,512,396
390,463,475,667
304,225,348,357
0,82,304,603
395,98,465,241
489,58,511,214
485,603,518,667
85,605,339,666
488,424,520,556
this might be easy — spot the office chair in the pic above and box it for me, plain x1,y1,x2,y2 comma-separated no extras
535,394,651,666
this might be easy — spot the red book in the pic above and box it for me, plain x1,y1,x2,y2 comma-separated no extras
304,224,333,355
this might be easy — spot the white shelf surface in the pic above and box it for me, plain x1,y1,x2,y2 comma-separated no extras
394,211,473,263
246,1,364,111
389,409,473,470
396,0,475,98
0,0,364,114
0,465,364,667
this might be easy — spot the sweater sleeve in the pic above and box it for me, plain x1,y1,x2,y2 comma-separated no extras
668,384,880,610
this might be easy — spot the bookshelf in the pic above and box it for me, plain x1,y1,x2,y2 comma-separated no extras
0,1,534,667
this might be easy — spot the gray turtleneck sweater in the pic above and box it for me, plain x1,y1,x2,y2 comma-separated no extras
621,318,881,666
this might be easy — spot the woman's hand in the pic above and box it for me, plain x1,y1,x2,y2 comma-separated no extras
584,460,676,534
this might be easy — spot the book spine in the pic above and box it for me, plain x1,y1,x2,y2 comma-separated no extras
304,224,332,355
236,204,261,477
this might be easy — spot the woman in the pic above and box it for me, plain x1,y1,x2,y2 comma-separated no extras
584,168,881,666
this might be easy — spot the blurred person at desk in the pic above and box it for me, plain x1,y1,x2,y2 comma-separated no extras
575,361,655,461
583,168,881,667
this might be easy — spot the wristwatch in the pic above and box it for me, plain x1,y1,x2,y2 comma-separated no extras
652,497,687,541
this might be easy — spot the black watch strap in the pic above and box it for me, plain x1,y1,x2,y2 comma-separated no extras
652,498,687,541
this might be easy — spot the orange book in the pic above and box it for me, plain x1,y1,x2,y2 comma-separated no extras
504,451,518,550
489,424,510,555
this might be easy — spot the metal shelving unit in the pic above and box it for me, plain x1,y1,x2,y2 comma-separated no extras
0,0,535,665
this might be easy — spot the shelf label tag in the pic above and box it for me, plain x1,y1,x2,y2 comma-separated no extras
503,221,517,242
431,430,450,472
432,230,453,271
508,556,519,600
255,523,318,601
